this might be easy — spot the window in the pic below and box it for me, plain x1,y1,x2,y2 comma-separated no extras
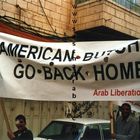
82,124,101,140
38,121,63,138
113,0,140,14
100,123,111,140
38,121,83,140
75,0,89,4
135,0,140,5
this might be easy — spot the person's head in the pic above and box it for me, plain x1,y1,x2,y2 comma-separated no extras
15,114,26,131
120,103,131,119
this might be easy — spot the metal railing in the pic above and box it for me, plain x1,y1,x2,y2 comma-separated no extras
75,0,140,14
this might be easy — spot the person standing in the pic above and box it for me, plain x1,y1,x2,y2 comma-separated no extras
112,103,139,140
7,114,33,140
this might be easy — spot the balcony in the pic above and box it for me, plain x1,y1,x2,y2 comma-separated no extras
76,0,140,14
75,0,140,40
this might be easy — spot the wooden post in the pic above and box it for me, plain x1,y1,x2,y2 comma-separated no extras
0,98,11,131
109,101,114,134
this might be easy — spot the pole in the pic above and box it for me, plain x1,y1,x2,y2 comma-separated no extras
0,98,11,131
109,101,114,134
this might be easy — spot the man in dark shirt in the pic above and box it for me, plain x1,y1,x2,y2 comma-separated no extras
112,103,139,140
7,114,33,140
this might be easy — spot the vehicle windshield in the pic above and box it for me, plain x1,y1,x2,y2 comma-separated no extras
38,121,84,140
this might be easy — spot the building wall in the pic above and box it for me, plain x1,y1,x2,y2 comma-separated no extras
103,0,140,38
0,0,73,37
76,0,140,38
1,0,140,38
76,0,103,31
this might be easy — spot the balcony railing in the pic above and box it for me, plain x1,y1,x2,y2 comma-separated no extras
75,0,140,14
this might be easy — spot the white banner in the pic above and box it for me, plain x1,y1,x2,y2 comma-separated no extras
0,32,140,101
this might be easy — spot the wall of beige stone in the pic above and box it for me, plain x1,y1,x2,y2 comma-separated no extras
0,0,73,37
76,0,140,38
76,0,103,31
103,0,140,38
1,0,140,38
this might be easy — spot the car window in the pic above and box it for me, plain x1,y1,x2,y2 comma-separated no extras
82,124,101,140
38,121,84,140
38,121,63,138
100,123,111,140
42,122,63,136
